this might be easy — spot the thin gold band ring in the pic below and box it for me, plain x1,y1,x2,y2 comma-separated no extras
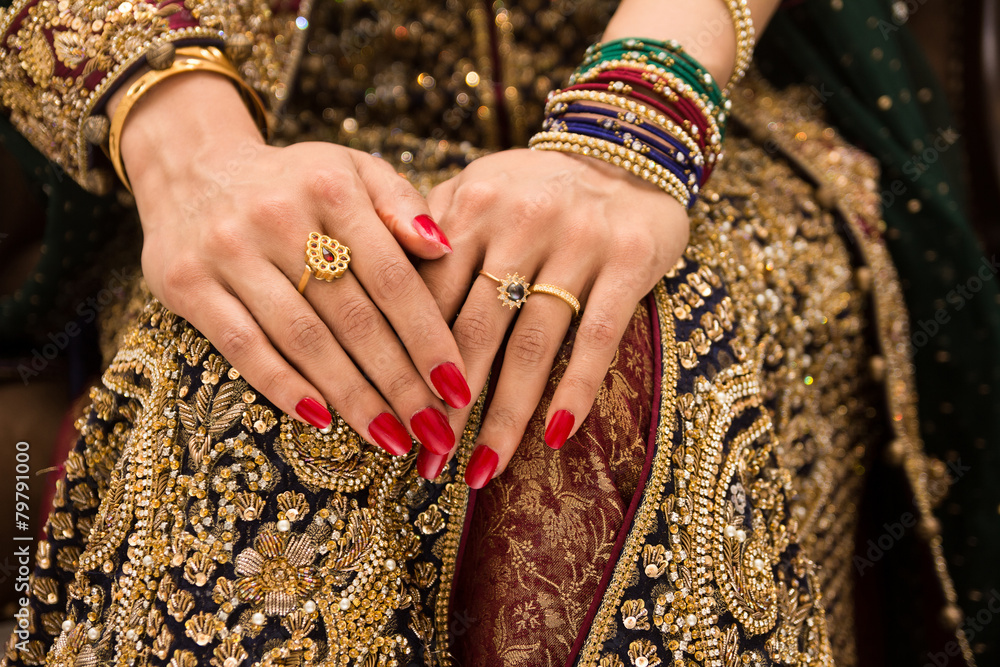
531,283,581,316
478,270,580,315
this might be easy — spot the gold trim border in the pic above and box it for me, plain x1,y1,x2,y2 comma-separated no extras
576,282,678,665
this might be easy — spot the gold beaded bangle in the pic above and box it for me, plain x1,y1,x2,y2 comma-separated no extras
544,89,704,159
570,59,727,145
529,131,692,208
724,0,755,92
570,62,725,160
106,45,270,193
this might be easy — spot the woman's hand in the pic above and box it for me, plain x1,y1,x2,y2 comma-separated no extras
416,148,689,486
117,72,471,456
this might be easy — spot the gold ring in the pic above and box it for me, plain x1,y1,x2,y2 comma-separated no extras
298,233,351,294
531,283,581,316
479,270,532,309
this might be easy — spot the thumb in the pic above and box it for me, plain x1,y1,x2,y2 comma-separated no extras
353,153,452,259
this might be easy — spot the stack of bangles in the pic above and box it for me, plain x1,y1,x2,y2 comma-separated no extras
529,4,754,210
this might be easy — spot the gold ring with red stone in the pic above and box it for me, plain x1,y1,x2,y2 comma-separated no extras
297,232,351,293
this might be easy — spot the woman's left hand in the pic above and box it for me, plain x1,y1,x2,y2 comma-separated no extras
417,148,690,487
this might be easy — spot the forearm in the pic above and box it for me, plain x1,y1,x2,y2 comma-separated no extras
602,0,782,87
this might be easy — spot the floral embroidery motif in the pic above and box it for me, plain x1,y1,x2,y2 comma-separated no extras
234,532,319,616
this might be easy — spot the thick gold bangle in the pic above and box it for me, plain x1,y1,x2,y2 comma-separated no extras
106,46,269,193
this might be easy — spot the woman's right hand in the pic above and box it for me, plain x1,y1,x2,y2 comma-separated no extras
115,71,471,457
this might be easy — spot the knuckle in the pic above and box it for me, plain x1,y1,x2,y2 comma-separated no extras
381,371,420,401
511,192,553,220
309,167,358,206
558,371,602,400
160,258,201,296
453,180,500,216
216,324,262,361
580,312,621,350
485,404,521,433
333,378,372,415
369,255,417,302
392,183,426,211
508,323,550,366
336,296,382,346
256,367,298,402
283,313,328,355
203,220,246,257
452,307,498,354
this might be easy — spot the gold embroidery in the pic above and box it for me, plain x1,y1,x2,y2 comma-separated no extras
0,0,306,191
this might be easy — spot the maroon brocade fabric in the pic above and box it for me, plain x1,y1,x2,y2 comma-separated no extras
453,302,655,667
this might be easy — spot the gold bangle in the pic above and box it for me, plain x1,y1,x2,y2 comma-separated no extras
529,131,692,207
570,60,724,151
724,0,755,92
106,46,269,193
543,89,709,164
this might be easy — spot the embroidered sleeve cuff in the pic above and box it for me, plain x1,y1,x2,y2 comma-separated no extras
0,0,309,193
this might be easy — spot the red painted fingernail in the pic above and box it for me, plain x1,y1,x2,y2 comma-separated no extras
430,362,472,409
410,407,455,455
413,214,453,252
417,448,449,480
544,410,575,450
465,444,498,489
296,397,332,431
368,412,412,456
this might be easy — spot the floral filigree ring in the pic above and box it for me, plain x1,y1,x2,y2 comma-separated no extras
297,232,351,293
479,270,532,309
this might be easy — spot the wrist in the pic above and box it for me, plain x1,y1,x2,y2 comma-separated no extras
116,71,265,192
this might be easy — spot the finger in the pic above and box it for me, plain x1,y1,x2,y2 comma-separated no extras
447,267,520,413
417,447,450,481
418,238,483,325
543,275,639,450
426,178,457,221
465,275,580,489
231,262,414,456
417,187,488,322
310,189,472,411
353,153,452,258
303,270,456,456
182,282,333,433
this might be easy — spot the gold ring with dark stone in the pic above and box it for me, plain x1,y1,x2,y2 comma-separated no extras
478,270,533,309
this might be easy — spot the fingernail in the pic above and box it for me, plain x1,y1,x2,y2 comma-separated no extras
410,407,455,455
430,362,472,409
368,412,412,456
465,444,499,489
544,410,575,450
417,448,449,480
413,214,453,252
296,397,332,431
